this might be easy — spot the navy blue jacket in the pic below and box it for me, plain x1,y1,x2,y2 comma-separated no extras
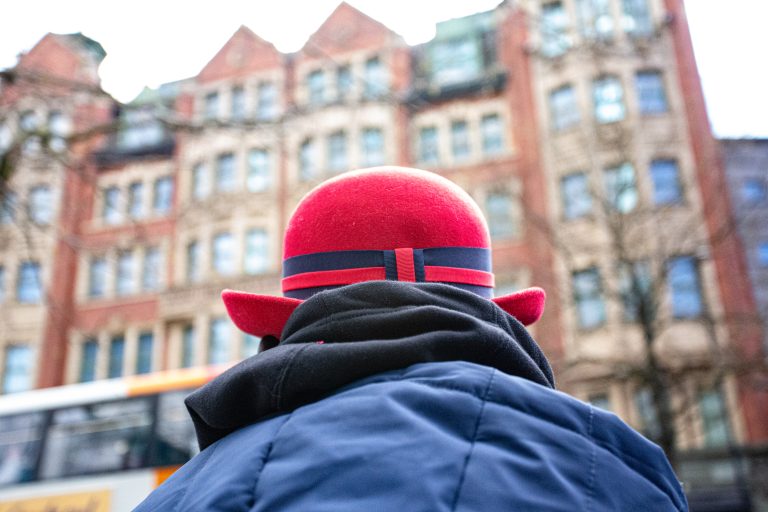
137,282,687,511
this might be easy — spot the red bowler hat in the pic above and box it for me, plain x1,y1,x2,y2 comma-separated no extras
223,167,546,339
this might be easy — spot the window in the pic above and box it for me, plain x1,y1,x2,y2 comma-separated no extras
118,109,164,149
481,114,503,156
209,317,231,364
667,256,703,318
636,71,668,114
363,56,387,98
451,121,470,161
308,70,325,105
245,228,269,275
88,256,107,298
541,2,570,57
603,162,638,213
182,325,195,368
299,139,317,181
741,178,766,203
361,128,384,167
153,176,173,215
336,66,353,100
327,131,348,173
0,266,5,303
419,127,439,165
593,76,626,123
242,334,260,359
588,393,612,411
1,191,17,224
212,232,235,276
549,85,580,131
650,159,682,205
28,185,53,225
0,410,45,484
103,186,122,224
573,267,606,328
230,86,245,120
431,37,482,86
142,247,162,292
634,388,661,441
256,82,277,120
204,91,219,120
40,397,152,478
247,149,270,192
79,339,98,383
619,260,652,322
17,261,42,304
699,387,730,448
576,0,614,40
758,242,768,267
116,251,135,296
48,111,69,152
215,153,236,192
136,332,153,375
128,182,144,219
622,0,653,37
186,241,200,283
19,110,40,154
108,335,125,378
3,345,32,394
561,173,592,219
192,162,210,200
486,192,517,239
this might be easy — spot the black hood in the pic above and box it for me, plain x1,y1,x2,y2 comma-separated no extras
186,281,555,450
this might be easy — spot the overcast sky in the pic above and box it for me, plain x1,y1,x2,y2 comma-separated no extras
1,1,765,138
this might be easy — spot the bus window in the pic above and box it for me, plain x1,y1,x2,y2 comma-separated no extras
0,412,45,485
153,390,199,466
40,398,153,479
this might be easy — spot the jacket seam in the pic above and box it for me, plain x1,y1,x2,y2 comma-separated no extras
246,412,293,511
450,369,496,512
360,374,682,508
171,441,221,512
585,405,597,512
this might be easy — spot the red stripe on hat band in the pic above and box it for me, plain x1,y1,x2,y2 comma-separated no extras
282,267,386,292
394,248,416,282
424,266,495,287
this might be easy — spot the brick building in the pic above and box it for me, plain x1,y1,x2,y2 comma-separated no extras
1,1,766,508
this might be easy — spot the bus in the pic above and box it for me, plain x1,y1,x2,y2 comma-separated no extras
0,365,228,512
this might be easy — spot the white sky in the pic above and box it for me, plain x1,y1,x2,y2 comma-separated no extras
1,0,766,138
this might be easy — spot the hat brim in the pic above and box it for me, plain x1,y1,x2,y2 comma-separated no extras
222,286,546,339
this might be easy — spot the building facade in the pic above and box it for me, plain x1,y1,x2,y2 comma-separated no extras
1,1,766,508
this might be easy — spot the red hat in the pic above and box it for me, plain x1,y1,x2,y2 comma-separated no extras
223,167,545,339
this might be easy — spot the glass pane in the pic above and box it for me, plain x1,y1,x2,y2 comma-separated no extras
242,334,260,359
88,257,106,298
451,121,470,160
486,193,515,239
650,159,681,205
204,92,219,120
603,162,638,213
668,256,703,318
186,241,200,283
216,153,236,192
327,131,347,172
336,66,353,100
431,37,481,86
541,1,570,57
593,76,625,123
308,70,325,105
576,0,614,39
634,388,661,440
622,0,653,37
208,318,231,364
40,398,153,478
257,82,277,120
588,393,612,411
561,173,592,219
182,325,195,368
213,233,235,275
192,163,210,200
153,391,198,465
3,345,33,394
108,336,125,378
636,71,668,114
550,85,580,130
245,229,269,275
481,114,503,155
136,332,153,374
573,268,606,328
0,412,45,485
28,186,53,225
363,56,387,98
80,340,98,383
247,149,270,192
419,127,439,164
128,182,144,219
231,86,245,120
362,128,384,167
300,139,317,181
17,261,42,304
103,187,122,224
700,388,730,448
142,247,162,292
116,251,135,296
153,177,173,214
